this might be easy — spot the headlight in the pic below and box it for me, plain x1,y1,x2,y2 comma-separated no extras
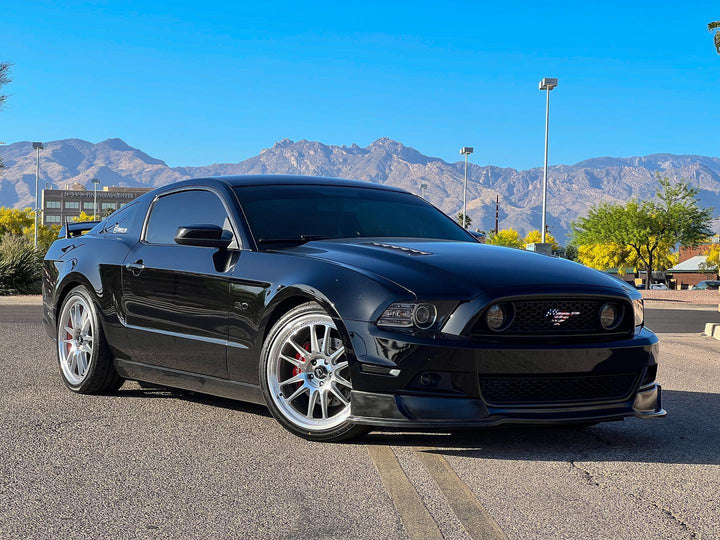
633,298,644,327
412,304,437,329
377,303,415,327
377,302,442,329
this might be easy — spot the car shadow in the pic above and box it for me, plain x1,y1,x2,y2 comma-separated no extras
116,384,272,417
362,390,720,465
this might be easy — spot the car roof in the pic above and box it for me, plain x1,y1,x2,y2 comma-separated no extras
205,174,408,193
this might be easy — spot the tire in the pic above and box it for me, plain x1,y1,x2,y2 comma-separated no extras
56,285,124,394
259,302,369,442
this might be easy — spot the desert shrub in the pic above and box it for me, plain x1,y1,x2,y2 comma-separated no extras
0,235,43,294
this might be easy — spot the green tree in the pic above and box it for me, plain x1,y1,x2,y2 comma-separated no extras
573,177,713,289
456,212,472,229
0,207,34,237
72,211,98,222
486,228,523,248
709,21,720,54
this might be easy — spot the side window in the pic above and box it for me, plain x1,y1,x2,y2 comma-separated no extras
102,202,138,236
145,190,231,245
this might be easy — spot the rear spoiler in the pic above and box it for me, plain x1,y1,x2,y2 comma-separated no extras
58,221,102,239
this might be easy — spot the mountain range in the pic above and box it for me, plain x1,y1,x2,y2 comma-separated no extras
2,137,720,241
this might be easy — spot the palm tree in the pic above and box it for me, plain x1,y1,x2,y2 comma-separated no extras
709,22,720,53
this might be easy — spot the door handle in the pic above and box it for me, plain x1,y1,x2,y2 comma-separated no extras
125,260,145,276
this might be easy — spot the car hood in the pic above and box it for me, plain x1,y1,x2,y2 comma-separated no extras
279,238,636,300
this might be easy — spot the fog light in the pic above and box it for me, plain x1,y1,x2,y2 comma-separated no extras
486,304,507,331
599,303,620,330
413,304,437,329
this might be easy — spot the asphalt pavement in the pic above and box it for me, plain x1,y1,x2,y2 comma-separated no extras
1,304,719,538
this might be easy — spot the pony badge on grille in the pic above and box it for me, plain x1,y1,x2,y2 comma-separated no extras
545,308,581,326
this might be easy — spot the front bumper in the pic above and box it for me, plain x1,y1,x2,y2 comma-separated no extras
344,322,666,428
348,383,665,428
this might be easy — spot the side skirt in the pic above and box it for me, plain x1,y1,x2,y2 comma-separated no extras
114,358,265,405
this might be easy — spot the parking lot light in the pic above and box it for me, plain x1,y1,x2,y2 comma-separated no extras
538,77,558,243
460,147,474,228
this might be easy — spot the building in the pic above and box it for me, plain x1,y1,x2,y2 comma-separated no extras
41,183,152,226
667,256,717,289
665,238,720,289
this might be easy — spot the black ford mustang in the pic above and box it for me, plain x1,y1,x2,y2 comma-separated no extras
43,175,665,441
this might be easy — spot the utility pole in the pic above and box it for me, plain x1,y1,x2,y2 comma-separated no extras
495,195,499,234
32,142,44,248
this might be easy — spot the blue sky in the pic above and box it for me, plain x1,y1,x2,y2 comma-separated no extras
1,1,719,169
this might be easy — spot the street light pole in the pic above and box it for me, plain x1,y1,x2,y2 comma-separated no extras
460,147,474,228
91,178,100,219
32,142,44,248
538,77,558,243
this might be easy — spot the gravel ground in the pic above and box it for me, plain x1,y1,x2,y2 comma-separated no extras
642,289,719,304
1,308,719,538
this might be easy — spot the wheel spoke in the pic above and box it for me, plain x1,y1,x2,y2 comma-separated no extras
310,324,320,354
280,354,302,367
68,349,78,373
334,360,348,372
285,385,307,403
77,352,88,375
64,326,74,336
329,384,349,406
334,374,352,388
329,347,345,363
322,325,331,355
287,339,309,360
279,373,304,387
80,311,91,332
307,389,319,418
320,390,329,418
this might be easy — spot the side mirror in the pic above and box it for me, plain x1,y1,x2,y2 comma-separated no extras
174,224,233,249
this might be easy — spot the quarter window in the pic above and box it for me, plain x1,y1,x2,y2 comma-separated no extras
102,202,138,236
145,190,232,245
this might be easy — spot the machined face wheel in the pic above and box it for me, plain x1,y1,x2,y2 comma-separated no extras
267,313,352,432
58,294,95,386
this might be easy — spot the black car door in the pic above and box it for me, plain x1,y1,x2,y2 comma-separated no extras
121,188,239,378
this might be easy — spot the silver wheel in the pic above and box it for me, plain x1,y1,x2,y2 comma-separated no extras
267,312,352,431
58,294,95,386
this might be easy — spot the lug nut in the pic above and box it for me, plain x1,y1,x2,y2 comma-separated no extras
319,382,324,386
311,360,317,366
308,374,314,380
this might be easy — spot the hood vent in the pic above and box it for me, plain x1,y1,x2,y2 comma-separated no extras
363,242,432,256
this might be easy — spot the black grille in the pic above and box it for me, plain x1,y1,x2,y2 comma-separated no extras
479,373,638,405
472,298,630,336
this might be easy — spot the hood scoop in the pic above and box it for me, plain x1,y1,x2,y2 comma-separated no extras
362,242,433,256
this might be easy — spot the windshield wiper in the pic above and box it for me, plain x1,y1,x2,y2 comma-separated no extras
256,235,333,246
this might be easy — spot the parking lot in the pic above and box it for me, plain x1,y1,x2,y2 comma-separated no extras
1,303,719,539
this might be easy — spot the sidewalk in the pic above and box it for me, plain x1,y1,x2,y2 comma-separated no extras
0,295,42,305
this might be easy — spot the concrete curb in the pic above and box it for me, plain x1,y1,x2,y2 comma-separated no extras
703,323,720,341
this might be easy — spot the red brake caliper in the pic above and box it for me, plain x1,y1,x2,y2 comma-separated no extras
66,317,73,355
292,343,311,387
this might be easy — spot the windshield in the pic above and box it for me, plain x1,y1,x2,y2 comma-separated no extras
234,185,474,246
